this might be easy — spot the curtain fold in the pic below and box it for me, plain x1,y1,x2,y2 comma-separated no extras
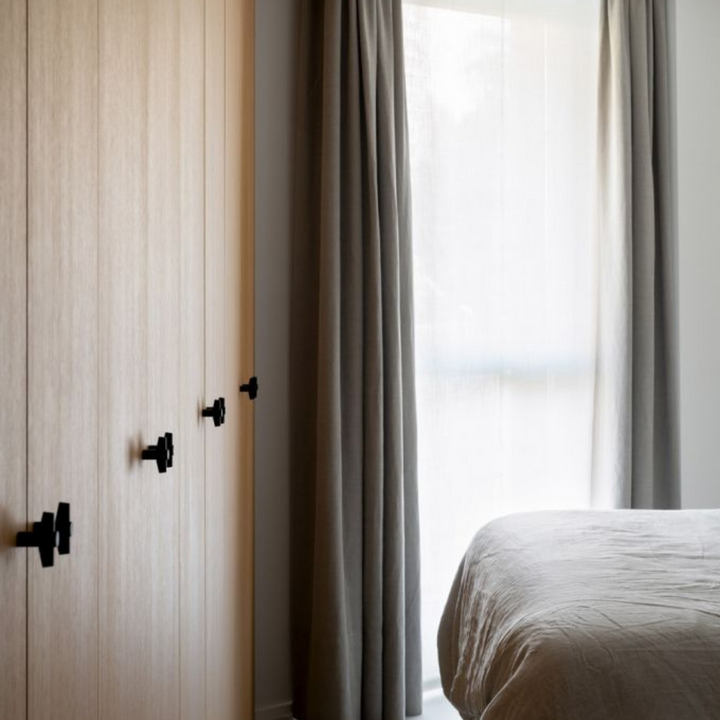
290,0,421,718
592,0,680,509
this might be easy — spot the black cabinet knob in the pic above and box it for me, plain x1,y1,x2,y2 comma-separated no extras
165,432,175,469
142,432,174,473
16,502,71,569
56,501,72,555
239,376,258,400
202,397,226,427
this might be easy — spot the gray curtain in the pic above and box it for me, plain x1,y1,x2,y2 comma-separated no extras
592,0,680,509
289,0,421,718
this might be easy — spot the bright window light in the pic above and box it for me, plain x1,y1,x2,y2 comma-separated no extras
403,0,600,686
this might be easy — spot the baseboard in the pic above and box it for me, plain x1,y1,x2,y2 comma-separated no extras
255,700,294,720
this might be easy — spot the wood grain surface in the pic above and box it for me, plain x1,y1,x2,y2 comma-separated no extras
0,2,28,717
27,1,100,718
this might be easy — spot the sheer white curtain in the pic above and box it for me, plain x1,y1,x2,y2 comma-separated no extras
403,0,600,686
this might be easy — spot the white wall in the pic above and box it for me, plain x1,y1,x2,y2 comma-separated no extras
255,1,299,717
674,0,720,508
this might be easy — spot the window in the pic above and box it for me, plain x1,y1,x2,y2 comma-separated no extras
403,0,600,688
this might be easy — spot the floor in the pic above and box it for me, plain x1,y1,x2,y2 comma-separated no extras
413,691,461,720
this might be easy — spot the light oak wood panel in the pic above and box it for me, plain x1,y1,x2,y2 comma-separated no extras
206,0,255,716
204,0,230,715
98,0,151,717
205,0,254,720
225,0,255,717
27,2,99,719
100,0,183,715
179,0,207,716
146,0,181,715
0,2,27,718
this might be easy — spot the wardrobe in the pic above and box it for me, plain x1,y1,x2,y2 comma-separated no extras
0,0,254,718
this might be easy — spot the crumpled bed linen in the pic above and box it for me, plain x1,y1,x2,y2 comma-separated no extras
438,510,720,720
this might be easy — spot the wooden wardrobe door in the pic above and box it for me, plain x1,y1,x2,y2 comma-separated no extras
26,2,99,719
145,0,181,711
205,0,229,713
226,0,255,716
99,0,180,717
179,0,207,716
206,0,255,717
0,2,27,718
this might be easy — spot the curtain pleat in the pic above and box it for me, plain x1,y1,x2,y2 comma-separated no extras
290,0,421,718
593,0,680,509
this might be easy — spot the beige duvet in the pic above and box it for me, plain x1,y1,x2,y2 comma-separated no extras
438,510,720,720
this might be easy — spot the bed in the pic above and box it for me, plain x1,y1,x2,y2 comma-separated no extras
438,510,720,720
